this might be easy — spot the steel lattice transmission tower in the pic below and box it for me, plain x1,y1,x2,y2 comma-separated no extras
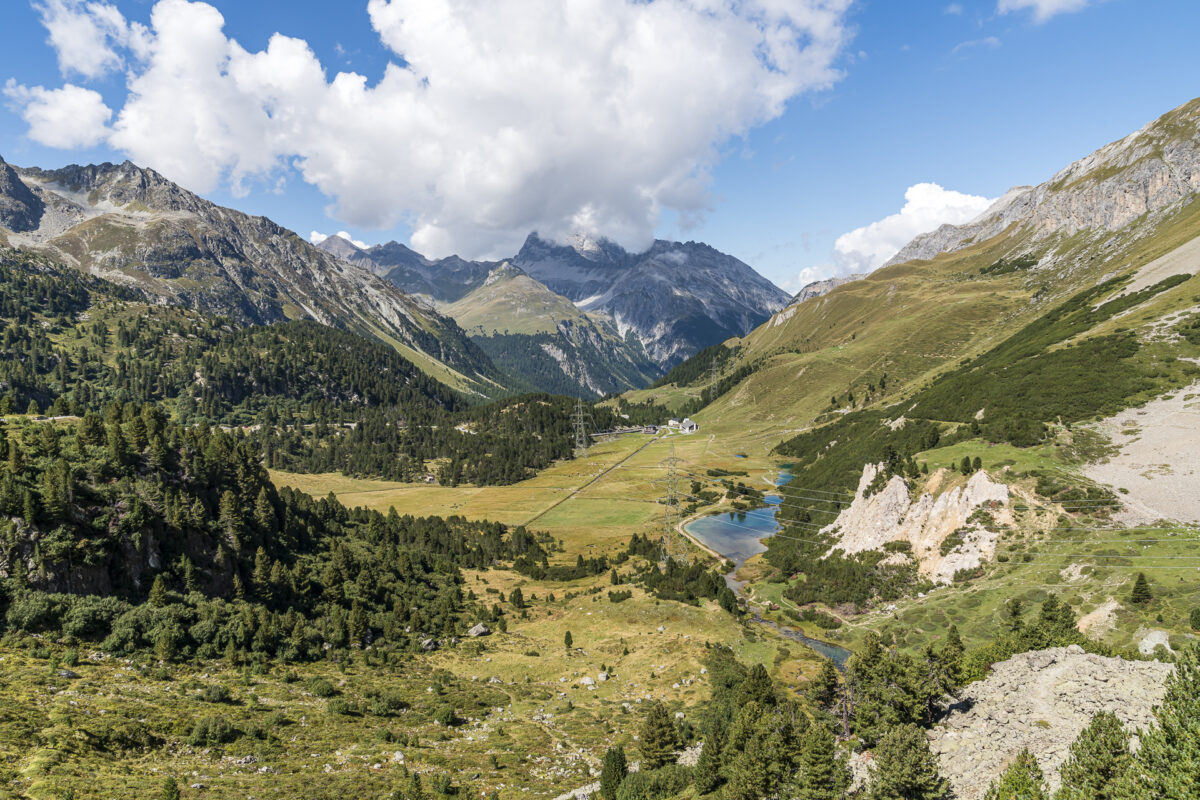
571,396,593,457
659,443,690,565
707,357,722,394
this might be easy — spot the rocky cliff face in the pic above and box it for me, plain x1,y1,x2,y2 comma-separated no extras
0,156,44,233
514,233,790,368
887,97,1200,267
0,159,500,388
823,464,1011,583
929,646,1171,800
791,274,864,304
323,237,496,302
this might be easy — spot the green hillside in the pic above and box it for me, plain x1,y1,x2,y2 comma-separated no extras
442,263,659,398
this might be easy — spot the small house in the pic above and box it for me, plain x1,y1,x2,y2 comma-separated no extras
667,418,681,428
680,418,698,434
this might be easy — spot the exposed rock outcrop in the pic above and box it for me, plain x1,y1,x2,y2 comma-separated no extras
822,464,1011,583
930,646,1172,799
0,156,44,233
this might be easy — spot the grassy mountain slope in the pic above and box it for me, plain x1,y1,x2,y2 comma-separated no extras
635,96,1200,656
0,158,504,396
443,263,659,398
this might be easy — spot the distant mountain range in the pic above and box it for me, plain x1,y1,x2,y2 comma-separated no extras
0,152,788,399
321,230,789,396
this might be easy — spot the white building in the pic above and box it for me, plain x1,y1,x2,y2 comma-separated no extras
680,418,698,434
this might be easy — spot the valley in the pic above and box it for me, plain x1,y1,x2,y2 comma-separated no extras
1,42,1200,799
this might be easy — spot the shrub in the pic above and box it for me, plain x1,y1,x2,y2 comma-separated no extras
614,766,694,800
307,677,337,697
368,691,409,716
433,705,461,727
188,715,237,746
199,684,232,704
327,697,359,716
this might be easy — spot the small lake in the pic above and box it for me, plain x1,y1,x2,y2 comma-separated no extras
684,468,792,569
684,467,853,667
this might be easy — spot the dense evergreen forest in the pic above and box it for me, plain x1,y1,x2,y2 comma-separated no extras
0,403,558,661
0,248,628,485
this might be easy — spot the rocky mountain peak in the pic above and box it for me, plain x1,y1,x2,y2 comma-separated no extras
17,159,210,216
886,96,1200,267
517,231,629,268
315,233,365,260
0,155,45,233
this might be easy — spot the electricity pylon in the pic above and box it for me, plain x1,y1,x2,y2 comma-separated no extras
659,443,690,565
571,396,592,457
707,358,722,393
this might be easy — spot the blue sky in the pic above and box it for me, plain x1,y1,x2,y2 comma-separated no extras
2,0,1198,290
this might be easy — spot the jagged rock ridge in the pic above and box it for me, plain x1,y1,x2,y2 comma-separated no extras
513,233,790,368
887,97,1200,267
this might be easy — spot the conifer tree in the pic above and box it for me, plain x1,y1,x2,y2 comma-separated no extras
1056,711,1130,800
349,601,366,647
866,723,948,800
806,658,841,712
739,662,777,706
724,729,773,800
792,722,850,800
159,777,180,800
638,701,677,770
149,574,168,607
599,746,626,800
1116,642,1200,798
252,546,271,600
984,749,1046,800
254,487,276,535
693,726,724,794
563,630,573,650
1130,573,1152,605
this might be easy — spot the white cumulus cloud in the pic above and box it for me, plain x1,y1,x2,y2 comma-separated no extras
997,0,1090,22
3,81,112,148
35,0,150,79
10,0,854,259
831,182,994,274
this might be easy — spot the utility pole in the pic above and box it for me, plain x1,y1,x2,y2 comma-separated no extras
659,442,690,565
572,396,592,458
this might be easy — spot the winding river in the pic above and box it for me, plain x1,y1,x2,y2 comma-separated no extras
683,469,853,667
